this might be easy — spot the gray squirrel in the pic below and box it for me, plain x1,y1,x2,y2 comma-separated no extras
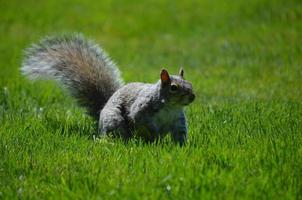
21,33,195,145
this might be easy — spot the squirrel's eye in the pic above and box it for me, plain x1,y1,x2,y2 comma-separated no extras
170,84,178,92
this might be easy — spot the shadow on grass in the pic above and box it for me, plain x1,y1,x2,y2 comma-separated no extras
41,111,187,149
42,112,97,138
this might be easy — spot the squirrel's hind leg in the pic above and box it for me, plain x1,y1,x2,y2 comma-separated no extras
99,107,132,140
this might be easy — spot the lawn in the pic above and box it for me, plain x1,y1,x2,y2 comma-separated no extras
1,0,302,199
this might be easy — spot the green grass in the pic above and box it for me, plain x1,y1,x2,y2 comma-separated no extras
1,0,302,199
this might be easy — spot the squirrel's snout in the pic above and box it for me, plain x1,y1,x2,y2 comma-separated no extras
189,93,195,102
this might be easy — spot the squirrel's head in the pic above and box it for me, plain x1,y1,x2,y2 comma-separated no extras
160,68,195,106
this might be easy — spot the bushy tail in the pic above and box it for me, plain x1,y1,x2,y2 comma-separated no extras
21,33,124,118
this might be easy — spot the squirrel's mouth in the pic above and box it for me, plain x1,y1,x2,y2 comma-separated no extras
189,93,195,102
181,93,195,105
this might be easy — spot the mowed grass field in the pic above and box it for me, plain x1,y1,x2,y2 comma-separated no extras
1,0,302,199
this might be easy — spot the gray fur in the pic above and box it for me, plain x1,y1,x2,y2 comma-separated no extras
22,33,123,118
21,34,195,145
99,75,195,145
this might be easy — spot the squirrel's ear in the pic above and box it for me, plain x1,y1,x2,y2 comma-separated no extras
160,69,171,85
179,67,184,78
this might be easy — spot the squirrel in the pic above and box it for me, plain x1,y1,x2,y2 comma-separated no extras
21,33,195,145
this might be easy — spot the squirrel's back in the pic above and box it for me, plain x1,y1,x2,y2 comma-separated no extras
21,33,124,118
